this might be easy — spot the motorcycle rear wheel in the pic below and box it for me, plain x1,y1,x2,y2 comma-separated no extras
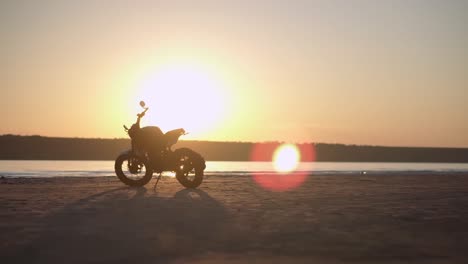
174,148,205,188
115,153,153,187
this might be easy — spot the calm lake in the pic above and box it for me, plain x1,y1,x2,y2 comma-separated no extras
1,160,468,178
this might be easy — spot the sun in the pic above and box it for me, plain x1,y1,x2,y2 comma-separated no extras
133,61,229,138
272,144,301,173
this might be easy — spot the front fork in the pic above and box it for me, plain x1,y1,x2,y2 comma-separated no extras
128,158,141,174
125,143,151,173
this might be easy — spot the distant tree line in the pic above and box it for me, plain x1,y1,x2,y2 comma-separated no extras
1,135,468,162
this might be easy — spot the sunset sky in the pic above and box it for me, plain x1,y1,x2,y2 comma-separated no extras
1,0,467,147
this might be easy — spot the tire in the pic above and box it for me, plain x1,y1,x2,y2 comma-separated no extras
174,148,205,188
115,153,153,187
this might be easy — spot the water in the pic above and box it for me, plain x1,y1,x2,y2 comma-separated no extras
1,160,468,178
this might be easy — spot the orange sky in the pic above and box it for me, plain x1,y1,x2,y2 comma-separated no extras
1,1,467,147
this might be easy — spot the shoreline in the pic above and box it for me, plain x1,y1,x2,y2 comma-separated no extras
2,174,468,263
2,171,468,179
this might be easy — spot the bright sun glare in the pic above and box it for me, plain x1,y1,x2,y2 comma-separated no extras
273,144,301,173
133,62,229,137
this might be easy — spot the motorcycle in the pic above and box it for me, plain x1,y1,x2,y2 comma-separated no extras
114,101,206,188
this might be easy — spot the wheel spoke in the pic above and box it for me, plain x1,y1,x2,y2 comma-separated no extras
122,159,147,180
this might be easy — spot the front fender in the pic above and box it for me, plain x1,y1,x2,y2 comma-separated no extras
117,149,148,162
119,149,133,156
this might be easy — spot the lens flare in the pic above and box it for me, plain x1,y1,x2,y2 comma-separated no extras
250,142,315,192
273,144,300,172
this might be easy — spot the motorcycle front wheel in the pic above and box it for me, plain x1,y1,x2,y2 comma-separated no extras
115,153,153,187
174,148,205,188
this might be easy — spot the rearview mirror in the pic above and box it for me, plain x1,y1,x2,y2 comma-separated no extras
139,101,146,108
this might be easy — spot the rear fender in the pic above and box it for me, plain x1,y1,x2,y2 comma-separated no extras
173,148,206,170
118,149,148,162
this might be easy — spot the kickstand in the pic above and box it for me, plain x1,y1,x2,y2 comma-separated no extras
153,173,162,190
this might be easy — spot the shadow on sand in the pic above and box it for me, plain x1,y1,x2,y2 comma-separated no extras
13,187,227,263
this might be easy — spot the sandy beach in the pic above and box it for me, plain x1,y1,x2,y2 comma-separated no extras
1,174,468,263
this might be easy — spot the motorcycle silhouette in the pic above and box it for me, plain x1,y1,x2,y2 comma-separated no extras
114,101,206,188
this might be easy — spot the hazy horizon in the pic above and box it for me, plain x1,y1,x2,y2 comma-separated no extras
3,133,468,150
2,1,467,148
